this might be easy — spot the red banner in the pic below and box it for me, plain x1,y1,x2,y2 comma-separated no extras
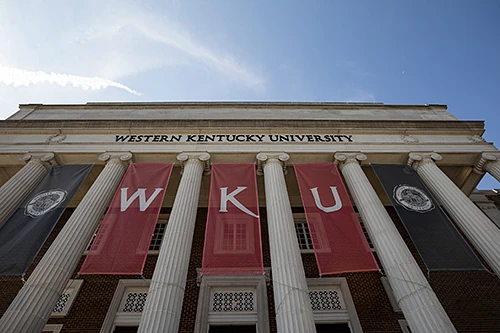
202,163,263,274
80,163,173,275
294,163,379,275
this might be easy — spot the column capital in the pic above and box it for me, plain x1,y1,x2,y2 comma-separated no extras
177,152,211,175
334,152,367,168
21,152,57,166
98,152,133,164
473,153,500,174
256,152,289,175
408,152,442,169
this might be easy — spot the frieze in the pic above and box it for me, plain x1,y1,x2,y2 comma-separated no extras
115,134,353,143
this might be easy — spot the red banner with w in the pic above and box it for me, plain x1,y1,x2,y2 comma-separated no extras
80,163,173,274
294,163,379,275
202,163,263,274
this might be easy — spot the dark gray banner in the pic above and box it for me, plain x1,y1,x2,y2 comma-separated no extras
372,164,484,271
0,164,92,276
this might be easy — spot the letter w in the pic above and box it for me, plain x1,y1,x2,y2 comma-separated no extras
220,187,259,218
121,188,163,212
310,187,343,213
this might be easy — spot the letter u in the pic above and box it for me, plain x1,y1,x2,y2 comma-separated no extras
310,187,343,213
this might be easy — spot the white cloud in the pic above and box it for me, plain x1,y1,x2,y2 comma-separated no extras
0,1,265,95
0,65,141,96
77,4,265,89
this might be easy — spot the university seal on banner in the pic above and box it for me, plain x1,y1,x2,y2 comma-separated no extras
393,184,434,213
24,189,68,218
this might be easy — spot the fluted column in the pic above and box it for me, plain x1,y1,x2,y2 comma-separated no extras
138,152,210,333
474,153,500,183
410,152,500,276
0,153,56,226
256,152,316,333
335,153,456,333
0,152,132,333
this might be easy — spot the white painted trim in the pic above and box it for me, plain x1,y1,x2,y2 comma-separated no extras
194,275,269,333
100,279,151,333
42,324,63,333
50,279,84,318
307,277,363,333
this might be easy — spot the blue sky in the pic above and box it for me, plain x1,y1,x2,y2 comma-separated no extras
0,1,498,188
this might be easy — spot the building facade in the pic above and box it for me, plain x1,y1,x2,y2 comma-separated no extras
0,102,499,333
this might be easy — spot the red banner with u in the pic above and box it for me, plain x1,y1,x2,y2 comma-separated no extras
80,163,173,275
294,163,379,275
202,163,263,275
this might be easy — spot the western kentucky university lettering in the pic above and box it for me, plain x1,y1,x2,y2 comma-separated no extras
115,133,354,143
80,163,173,275
202,163,263,275
294,163,379,275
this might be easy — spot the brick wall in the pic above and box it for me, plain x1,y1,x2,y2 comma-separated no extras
1,206,500,332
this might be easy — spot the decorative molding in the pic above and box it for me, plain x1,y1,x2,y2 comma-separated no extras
51,279,84,318
307,278,363,333
98,152,133,164
193,274,269,333
401,134,419,143
42,324,63,333
334,152,367,167
468,135,485,143
407,152,442,169
256,152,289,175
46,133,66,144
474,153,499,174
177,152,211,175
20,152,57,167
100,279,151,333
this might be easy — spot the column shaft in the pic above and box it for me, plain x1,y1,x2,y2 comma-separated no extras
258,153,316,333
485,160,500,183
335,153,456,333
0,153,55,226
412,154,500,276
0,152,131,333
138,153,209,333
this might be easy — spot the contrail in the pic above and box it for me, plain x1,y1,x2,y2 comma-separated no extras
0,65,141,96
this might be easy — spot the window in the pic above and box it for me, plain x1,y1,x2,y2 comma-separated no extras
295,221,314,251
215,219,255,254
294,213,375,254
194,275,269,333
86,217,168,254
100,280,150,333
148,222,166,251
50,279,83,317
307,278,363,333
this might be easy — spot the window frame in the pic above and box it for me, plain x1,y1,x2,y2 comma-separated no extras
100,279,151,333
50,279,84,318
194,274,269,333
307,278,363,333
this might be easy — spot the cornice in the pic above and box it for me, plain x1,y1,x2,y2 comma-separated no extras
19,101,446,111
0,119,485,136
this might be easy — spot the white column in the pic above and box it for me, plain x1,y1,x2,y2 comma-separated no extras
410,152,500,276
474,153,500,183
0,153,56,226
0,152,132,333
256,152,317,333
335,153,457,333
138,152,210,333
